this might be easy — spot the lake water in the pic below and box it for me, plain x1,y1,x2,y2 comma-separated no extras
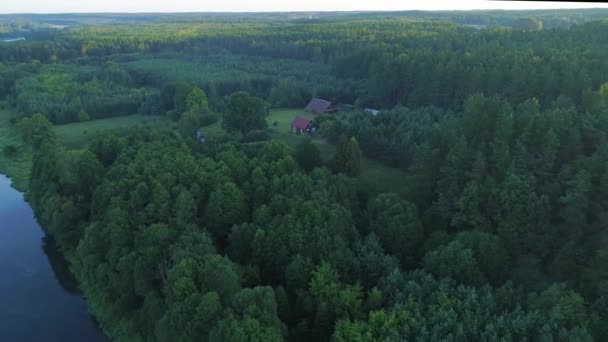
0,174,107,341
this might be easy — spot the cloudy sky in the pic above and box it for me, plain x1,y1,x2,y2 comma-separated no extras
1,0,607,14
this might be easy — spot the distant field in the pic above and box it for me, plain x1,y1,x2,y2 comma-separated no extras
54,115,169,148
267,108,410,197
0,109,31,191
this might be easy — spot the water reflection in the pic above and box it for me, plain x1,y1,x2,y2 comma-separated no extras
42,235,81,295
0,174,107,341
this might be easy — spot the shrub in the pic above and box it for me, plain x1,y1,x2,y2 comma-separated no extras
77,110,90,122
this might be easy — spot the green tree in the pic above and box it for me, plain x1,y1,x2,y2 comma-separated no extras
224,91,267,135
17,113,55,149
185,87,210,113
368,193,423,268
530,284,589,329
295,138,322,172
423,240,486,285
333,135,361,177
205,182,248,240
77,109,90,122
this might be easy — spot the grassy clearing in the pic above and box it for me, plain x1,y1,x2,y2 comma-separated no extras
267,108,410,197
0,109,31,192
54,115,170,148
0,105,409,197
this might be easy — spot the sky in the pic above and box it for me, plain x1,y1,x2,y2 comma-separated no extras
1,0,608,14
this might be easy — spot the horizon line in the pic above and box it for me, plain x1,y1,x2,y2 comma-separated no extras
1,7,608,15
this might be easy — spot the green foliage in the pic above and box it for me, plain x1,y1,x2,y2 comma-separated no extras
295,138,322,172
178,110,204,138
77,109,90,122
334,271,593,341
9,11,608,342
3,144,17,157
333,135,361,177
0,110,31,191
530,284,589,329
269,79,306,108
17,113,55,149
423,240,486,285
224,91,267,135
205,181,248,240
125,55,354,107
368,193,423,268
14,65,146,124
137,93,163,116
185,87,210,113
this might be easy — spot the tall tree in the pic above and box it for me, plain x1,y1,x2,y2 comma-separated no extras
295,138,322,172
224,91,267,135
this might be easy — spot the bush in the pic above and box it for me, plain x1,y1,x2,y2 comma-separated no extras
77,110,90,122
3,145,18,158
9,117,17,125
273,121,279,127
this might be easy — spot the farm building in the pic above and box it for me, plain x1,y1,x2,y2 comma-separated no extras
365,108,381,116
305,98,337,114
291,116,318,134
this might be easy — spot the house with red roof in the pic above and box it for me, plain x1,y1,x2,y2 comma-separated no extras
291,116,318,134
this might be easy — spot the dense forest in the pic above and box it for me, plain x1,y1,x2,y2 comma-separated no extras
1,9,608,341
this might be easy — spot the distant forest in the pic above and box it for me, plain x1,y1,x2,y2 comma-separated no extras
2,10,608,342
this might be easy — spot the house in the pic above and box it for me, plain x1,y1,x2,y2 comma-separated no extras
364,108,381,116
305,98,334,114
291,116,318,134
196,130,206,143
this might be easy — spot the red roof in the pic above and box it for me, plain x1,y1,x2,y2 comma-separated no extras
291,116,311,129
305,98,332,114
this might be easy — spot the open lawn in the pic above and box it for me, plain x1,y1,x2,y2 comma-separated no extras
54,115,170,148
0,109,31,191
267,108,410,197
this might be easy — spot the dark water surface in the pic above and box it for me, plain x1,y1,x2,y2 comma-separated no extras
0,174,107,341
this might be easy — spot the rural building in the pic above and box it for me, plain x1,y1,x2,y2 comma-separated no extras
305,98,334,114
365,108,381,116
291,116,318,134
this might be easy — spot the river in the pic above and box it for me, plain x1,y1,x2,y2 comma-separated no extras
0,174,107,341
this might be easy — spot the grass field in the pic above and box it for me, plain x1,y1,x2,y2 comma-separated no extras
267,108,410,197
54,115,170,148
0,109,32,191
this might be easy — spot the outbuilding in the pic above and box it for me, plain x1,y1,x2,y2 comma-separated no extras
364,108,381,116
305,98,333,114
